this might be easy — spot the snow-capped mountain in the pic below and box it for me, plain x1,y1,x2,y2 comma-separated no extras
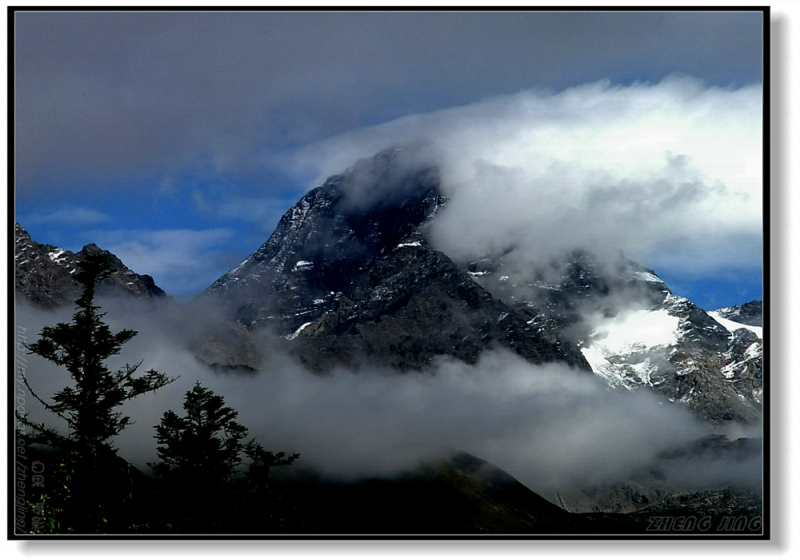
461,249,763,425
580,290,762,425
204,149,762,426
14,222,166,307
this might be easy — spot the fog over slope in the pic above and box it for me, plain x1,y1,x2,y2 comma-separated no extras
16,296,760,499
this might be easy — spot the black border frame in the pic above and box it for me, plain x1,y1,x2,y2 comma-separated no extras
6,5,770,541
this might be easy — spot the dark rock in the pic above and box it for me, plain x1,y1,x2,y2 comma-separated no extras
204,150,588,372
714,301,763,327
15,222,166,308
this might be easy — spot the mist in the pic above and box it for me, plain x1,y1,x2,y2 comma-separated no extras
290,76,762,280
14,296,761,500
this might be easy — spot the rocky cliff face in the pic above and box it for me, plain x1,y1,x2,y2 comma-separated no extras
14,222,166,308
205,156,446,335
204,149,589,371
415,241,762,426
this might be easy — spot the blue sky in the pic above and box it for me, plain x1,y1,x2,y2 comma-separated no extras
13,10,764,308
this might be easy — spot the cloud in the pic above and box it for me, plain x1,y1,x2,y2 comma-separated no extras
85,228,239,295
291,76,763,278
21,206,111,226
17,298,755,500
233,351,708,493
14,11,762,193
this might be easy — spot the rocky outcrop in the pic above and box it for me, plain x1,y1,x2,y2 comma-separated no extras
713,301,763,327
14,222,165,308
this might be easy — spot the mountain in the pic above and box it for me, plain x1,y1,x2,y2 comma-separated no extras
197,146,763,530
578,290,762,425
283,452,581,534
204,149,589,371
204,149,762,426
14,222,166,307
459,248,762,425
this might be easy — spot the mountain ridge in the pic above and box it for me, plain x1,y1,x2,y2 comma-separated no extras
14,222,166,308
204,150,590,371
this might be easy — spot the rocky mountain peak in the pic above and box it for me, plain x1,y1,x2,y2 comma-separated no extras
204,151,587,371
14,222,166,308
205,151,447,329
713,301,763,327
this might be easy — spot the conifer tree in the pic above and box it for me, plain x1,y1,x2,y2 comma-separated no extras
19,254,174,532
150,383,298,532
151,382,248,489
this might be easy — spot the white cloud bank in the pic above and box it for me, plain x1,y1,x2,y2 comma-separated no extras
17,298,760,500
292,76,762,276
15,300,700,496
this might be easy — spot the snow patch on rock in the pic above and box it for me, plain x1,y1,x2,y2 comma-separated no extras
634,271,663,283
581,308,680,389
48,249,67,263
286,321,313,340
707,312,762,339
